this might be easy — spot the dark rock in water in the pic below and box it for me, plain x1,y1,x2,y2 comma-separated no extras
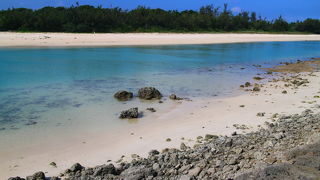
169,94,183,100
253,77,263,81
8,177,24,180
119,108,139,119
73,103,82,108
245,82,251,87
26,171,45,180
25,121,37,126
10,126,19,130
138,87,162,100
146,107,156,112
114,90,133,101
69,163,84,173
0,127,5,131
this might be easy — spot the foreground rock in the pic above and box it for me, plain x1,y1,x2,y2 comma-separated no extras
113,90,133,101
119,108,139,119
235,140,320,179
138,87,162,100
10,110,320,180
26,172,45,180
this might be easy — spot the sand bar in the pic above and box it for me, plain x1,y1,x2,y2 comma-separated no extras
0,32,320,47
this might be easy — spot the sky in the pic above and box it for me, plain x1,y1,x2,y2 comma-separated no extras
0,0,319,22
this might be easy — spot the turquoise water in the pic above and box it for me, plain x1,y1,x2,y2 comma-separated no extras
0,41,320,131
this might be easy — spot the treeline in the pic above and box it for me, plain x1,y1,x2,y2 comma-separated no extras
0,4,319,33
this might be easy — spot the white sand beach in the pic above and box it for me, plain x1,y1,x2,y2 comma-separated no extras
2,64,320,179
0,32,320,47
1,33,320,179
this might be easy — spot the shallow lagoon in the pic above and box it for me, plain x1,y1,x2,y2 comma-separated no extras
0,41,320,134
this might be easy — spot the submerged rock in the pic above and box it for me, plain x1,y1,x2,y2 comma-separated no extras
253,77,263,80
114,90,133,101
169,94,183,100
146,107,156,112
119,108,139,119
138,87,162,100
25,121,37,126
245,82,251,87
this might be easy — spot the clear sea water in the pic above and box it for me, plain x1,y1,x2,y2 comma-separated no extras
0,41,320,134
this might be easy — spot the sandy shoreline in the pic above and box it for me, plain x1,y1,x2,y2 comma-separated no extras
2,61,320,179
1,33,320,179
1,32,320,47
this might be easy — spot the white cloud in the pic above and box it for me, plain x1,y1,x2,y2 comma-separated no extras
231,7,241,13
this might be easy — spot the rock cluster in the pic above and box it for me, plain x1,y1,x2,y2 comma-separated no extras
119,107,139,119
11,109,320,180
8,172,46,180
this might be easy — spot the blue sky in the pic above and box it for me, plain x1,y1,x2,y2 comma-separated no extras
0,0,318,22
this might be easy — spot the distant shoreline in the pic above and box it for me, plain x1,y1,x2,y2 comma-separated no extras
1,32,320,47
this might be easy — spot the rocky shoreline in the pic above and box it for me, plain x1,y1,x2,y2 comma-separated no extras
10,109,320,180
8,59,320,180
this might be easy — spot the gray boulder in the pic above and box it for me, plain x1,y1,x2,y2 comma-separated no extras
114,90,133,101
26,172,45,180
119,108,139,119
69,163,84,172
138,87,162,100
93,164,117,176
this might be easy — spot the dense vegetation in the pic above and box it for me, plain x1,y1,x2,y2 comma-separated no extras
0,4,319,33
